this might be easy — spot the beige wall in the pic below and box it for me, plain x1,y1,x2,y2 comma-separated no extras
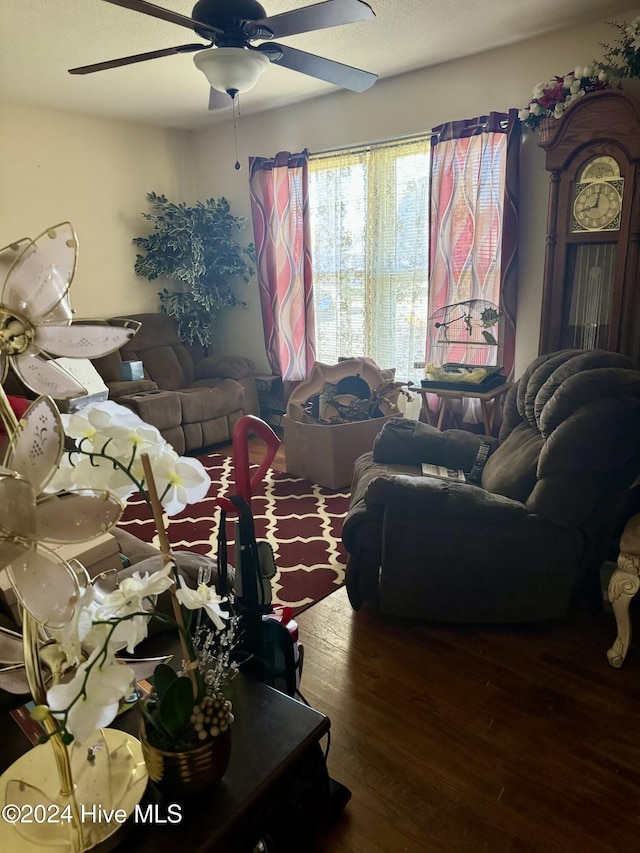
0,103,193,319
190,16,624,376
0,15,631,375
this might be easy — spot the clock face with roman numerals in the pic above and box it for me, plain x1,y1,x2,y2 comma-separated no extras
572,181,623,231
571,156,623,232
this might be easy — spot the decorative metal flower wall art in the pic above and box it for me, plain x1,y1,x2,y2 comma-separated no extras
0,223,140,399
0,395,123,632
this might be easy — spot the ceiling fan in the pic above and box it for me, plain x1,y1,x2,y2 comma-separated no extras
69,0,378,110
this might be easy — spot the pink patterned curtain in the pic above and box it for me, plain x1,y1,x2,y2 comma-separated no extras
248,150,315,383
426,111,520,378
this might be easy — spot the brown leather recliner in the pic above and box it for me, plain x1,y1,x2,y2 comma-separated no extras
342,350,640,623
91,313,260,455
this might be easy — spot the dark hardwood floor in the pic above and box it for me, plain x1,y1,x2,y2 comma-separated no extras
217,436,640,851
215,429,287,472
297,589,640,853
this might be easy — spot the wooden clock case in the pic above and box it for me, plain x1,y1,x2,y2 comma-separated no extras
538,88,640,364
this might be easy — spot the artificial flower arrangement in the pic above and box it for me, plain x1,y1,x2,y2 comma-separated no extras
598,16,640,81
42,400,239,752
518,65,610,132
0,222,239,782
1,394,239,753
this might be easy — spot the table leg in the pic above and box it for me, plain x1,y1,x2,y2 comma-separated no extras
418,394,437,426
607,552,640,667
480,400,492,436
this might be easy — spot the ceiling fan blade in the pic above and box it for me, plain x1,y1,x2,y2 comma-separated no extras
254,0,374,39
102,0,221,36
69,44,206,75
263,43,377,93
208,88,233,110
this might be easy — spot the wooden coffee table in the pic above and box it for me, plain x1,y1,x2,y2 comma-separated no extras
0,675,331,853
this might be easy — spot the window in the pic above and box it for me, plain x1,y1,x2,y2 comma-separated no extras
309,136,430,384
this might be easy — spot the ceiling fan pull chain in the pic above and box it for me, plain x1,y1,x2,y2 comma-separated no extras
233,94,241,171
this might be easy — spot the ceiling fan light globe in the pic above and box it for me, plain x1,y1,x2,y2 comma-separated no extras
194,48,269,95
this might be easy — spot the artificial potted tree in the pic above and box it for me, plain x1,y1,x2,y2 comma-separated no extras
133,192,255,349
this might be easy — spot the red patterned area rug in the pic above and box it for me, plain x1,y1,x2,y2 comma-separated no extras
118,452,350,615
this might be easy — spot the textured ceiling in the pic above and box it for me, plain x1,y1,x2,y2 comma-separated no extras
0,0,635,130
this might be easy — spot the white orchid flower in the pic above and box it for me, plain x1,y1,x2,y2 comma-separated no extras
47,650,136,744
175,576,229,631
63,401,167,465
0,224,139,399
107,615,150,655
47,584,108,667
49,400,211,516
96,564,175,619
65,400,161,442
150,451,211,516
50,400,171,496
89,564,175,653
49,453,139,501
108,564,175,607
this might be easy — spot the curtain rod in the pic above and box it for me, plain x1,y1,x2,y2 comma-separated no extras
431,117,510,140
311,116,510,157
310,130,430,159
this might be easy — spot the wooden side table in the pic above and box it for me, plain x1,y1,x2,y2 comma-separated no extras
411,381,513,437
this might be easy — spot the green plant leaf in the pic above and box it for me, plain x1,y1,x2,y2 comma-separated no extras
137,696,164,734
158,676,194,739
153,663,177,699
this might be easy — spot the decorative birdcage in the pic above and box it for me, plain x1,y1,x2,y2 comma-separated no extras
427,299,503,370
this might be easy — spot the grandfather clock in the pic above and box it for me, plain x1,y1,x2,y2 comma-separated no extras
538,88,640,364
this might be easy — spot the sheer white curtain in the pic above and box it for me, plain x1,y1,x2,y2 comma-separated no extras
308,136,430,398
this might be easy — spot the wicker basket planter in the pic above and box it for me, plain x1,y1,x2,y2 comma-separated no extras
537,116,558,145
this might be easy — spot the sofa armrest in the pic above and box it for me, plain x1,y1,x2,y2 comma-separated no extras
106,379,158,398
365,472,528,524
373,416,497,471
195,355,255,381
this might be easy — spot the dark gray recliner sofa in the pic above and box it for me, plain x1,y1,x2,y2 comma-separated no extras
342,350,640,623
91,312,259,455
